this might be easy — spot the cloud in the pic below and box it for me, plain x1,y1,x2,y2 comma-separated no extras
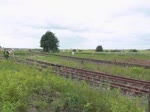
0,0,150,49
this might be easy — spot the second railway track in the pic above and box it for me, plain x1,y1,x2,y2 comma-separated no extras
32,52,150,69
16,58,150,96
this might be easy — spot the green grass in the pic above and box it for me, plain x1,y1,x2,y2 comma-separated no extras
0,50,4,57
12,50,150,81
0,59,148,112
13,50,32,57
58,51,150,62
13,49,150,62
29,55,150,81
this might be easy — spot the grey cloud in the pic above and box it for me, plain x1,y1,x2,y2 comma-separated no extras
133,7,150,16
0,0,150,49
27,24,89,33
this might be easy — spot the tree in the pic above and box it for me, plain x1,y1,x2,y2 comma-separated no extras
40,31,59,52
95,45,103,52
129,49,138,52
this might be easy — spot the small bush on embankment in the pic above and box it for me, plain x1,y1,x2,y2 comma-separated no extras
0,59,148,112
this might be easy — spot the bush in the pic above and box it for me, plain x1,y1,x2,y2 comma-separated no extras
78,50,82,52
104,50,109,52
110,49,121,52
72,49,76,52
129,49,138,52
95,45,103,52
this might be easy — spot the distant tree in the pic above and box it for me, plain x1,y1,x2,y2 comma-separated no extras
95,45,103,52
78,50,83,52
129,49,138,52
110,49,121,52
72,49,76,52
40,31,59,52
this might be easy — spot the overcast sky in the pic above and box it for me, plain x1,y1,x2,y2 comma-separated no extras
0,0,150,49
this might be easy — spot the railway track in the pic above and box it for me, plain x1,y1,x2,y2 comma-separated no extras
16,58,150,96
32,52,150,69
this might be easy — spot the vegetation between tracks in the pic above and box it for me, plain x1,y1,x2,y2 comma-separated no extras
13,50,150,81
58,50,150,62
13,49,150,61
29,55,150,81
0,59,148,112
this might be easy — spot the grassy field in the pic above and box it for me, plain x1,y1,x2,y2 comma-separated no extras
6,50,149,81
26,54,149,81
58,50,150,62
0,59,148,112
2,49,150,62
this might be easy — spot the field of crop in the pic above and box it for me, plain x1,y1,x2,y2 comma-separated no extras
0,59,148,112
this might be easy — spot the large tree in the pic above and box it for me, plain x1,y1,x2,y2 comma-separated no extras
40,31,59,52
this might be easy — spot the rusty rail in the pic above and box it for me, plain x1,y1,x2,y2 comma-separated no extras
14,57,150,111
18,58,149,95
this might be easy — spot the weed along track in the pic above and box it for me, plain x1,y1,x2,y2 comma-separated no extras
16,58,150,96
33,52,150,69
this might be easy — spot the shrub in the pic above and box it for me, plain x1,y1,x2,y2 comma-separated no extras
129,49,138,52
78,50,82,52
95,45,103,52
110,49,121,52
72,49,76,52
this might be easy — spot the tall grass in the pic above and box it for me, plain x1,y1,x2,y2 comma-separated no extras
0,59,148,112
29,55,150,81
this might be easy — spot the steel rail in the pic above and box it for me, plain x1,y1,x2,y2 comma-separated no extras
21,58,149,95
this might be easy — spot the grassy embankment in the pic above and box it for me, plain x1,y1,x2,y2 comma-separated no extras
0,59,148,112
12,50,150,81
